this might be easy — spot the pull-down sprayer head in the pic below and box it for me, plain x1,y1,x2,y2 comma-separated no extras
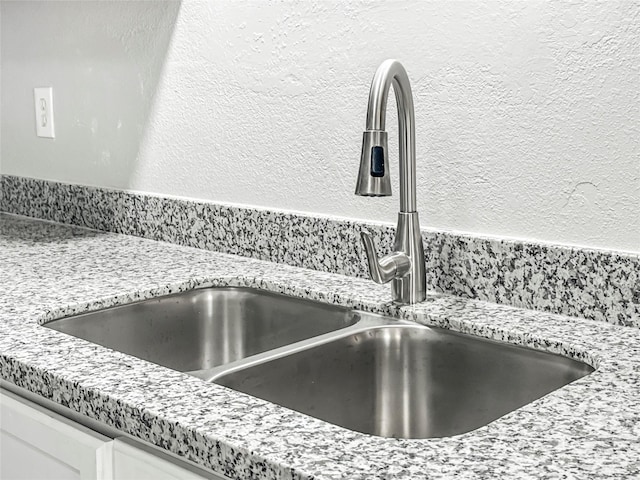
354,59,417,213
355,130,392,197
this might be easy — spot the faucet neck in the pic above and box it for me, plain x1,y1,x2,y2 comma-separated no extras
365,60,417,213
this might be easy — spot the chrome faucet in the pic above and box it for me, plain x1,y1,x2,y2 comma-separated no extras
355,59,426,304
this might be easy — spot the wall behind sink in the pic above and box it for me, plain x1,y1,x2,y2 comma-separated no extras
1,0,638,253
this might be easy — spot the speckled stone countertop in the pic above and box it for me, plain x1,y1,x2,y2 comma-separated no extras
1,213,639,479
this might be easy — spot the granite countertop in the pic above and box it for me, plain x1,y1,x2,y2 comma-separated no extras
1,212,639,479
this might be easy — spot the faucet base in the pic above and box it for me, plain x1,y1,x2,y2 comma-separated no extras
391,212,426,304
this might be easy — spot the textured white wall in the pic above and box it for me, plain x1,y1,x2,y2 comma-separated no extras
1,0,639,253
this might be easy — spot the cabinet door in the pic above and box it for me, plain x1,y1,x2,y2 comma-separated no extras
112,438,229,480
0,389,113,480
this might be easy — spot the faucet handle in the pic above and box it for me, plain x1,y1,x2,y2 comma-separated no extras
360,232,411,284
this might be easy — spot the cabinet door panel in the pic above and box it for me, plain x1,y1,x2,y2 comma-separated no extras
113,438,229,480
1,429,82,480
0,390,112,480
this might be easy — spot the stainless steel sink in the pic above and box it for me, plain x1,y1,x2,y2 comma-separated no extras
44,287,594,439
44,287,357,372
213,319,594,439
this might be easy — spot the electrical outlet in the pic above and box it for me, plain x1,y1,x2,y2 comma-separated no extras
33,87,55,138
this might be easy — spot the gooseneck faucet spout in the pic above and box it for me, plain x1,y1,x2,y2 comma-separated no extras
355,59,426,304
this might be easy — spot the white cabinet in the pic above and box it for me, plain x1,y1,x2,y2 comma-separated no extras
112,438,225,480
0,390,112,480
0,388,231,480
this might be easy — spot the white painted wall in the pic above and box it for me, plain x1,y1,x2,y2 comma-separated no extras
1,0,639,253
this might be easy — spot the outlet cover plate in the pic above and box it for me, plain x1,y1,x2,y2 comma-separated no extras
34,87,55,138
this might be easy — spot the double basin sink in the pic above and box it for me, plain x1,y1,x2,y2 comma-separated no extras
44,287,594,439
